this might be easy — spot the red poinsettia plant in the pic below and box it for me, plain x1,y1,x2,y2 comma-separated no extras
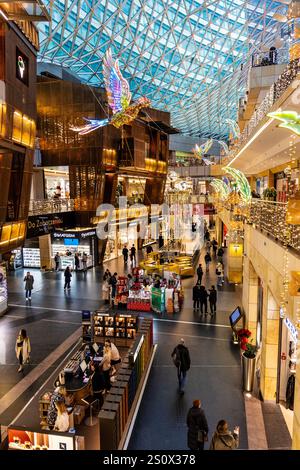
236,328,257,359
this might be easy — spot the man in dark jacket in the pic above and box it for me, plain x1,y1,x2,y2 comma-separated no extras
199,286,209,314
109,272,118,303
130,244,136,266
171,339,191,395
193,283,200,311
187,399,209,450
196,264,203,284
209,285,217,315
204,252,211,272
24,272,34,301
217,247,224,263
122,245,129,264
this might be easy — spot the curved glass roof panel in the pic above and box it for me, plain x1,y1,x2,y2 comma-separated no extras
38,1,286,138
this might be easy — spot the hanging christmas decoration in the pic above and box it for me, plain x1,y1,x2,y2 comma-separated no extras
267,110,300,136
70,49,151,135
210,179,231,200
225,119,241,139
193,138,213,157
223,167,252,203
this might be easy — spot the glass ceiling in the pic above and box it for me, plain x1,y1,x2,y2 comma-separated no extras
38,1,286,138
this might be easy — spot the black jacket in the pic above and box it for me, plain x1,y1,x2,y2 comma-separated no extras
172,344,191,372
204,254,211,263
193,285,200,301
209,289,217,303
199,288,208,302
286,374,295,410
196,267,203,278
187,406,209,450
64,269,72,280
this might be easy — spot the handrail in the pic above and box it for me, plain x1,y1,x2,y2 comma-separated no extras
232,58,300,156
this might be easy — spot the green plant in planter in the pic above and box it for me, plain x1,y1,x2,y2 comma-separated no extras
263,187,277,200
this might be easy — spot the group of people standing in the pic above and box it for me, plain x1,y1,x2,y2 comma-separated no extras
193,282,217,315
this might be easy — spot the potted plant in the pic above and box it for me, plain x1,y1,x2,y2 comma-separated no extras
236,328,257,392
263,187,277,201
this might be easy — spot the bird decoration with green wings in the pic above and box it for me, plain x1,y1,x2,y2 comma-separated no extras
267,110,300,136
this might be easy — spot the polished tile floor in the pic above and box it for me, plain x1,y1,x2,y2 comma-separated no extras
0,246,251,450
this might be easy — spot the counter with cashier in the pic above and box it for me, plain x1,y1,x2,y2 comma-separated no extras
7,311,154,450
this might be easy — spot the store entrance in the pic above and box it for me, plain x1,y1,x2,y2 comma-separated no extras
279,318,297,436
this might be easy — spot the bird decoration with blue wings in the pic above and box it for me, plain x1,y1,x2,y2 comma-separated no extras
70,49,151,135
267,110,300,136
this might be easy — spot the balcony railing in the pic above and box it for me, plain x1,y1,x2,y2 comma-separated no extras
249,199,300,252
234,58,300,152
251,48,289,68
28,198,75,216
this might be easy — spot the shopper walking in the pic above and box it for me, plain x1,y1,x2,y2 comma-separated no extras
130,244,136,267
217,246,224,264
196,264,203,284
211,238,218,257
24,271,34,301
199,285,209,314
122,245,129,264
193,282,200,311
209,420,239,450
82,252,88,272
204,251,212,272
186,399,209,451
109,272,118,306
15,329,31,373
64,266,72,290
209,285,217,315
206,239,211,253
171,338,191,395
216,262,224,286
54,252,61,271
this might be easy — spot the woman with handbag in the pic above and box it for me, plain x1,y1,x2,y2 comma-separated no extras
209,420,239,450
15,329,31,373
186,399,209,450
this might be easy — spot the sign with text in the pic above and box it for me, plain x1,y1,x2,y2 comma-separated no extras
26,212,76,239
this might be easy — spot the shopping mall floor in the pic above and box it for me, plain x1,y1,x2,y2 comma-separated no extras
0,247,292,450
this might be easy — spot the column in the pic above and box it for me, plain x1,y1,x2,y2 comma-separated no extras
242,259,259,341
260,290,279,400
39,234,52,270
227,240,244,284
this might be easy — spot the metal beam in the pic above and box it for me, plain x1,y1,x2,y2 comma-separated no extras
7,14,49,21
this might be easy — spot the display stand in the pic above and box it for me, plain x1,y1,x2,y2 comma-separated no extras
127,286,151,312
151,287,165,313
115,276,129,308
91,310,139,345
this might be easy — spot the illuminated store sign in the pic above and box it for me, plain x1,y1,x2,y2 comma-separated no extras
284,317,298,343
16,48,28,85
